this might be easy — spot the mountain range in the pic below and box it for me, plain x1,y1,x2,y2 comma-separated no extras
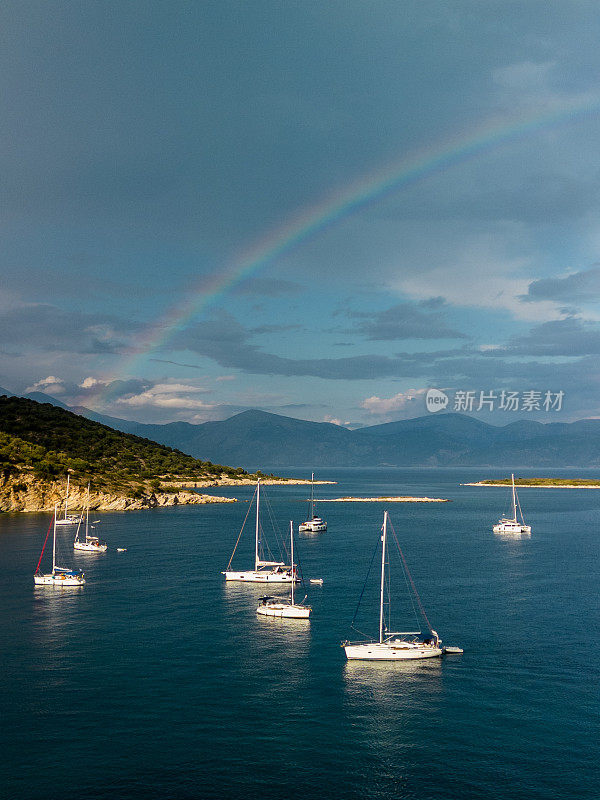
2,387,599,469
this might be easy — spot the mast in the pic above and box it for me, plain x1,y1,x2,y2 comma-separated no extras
511,473,517,522
379,511,388,644
85,482,90,540
310,472,314,518
52,503,57,574
64,474,70,520
254,479,260,571
290,521,295,605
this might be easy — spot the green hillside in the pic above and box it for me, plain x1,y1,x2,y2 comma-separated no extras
0,395,249,495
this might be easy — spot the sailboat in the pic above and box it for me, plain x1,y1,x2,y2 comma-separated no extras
55,473,81,526
257,522,311,618
222,480,298,583
343,511,460,661
298,472,327,532
34,504,85,586
74,484,107,552
493,473,532,534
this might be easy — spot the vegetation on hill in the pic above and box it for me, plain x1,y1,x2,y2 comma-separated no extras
0,395,254,496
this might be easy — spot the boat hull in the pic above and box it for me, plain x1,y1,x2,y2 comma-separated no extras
55,517,80,526
224,570,296,583
344,642,443,661
257,603,311,618
493,522,531,534
74,541,107,552
299,520,327,532
34,573,85,586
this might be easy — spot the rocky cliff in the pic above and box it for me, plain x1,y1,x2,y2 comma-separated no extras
0,473,235,513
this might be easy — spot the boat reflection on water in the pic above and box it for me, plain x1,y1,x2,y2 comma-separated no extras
343,656,443,696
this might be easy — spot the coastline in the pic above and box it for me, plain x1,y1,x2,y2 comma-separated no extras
0,473,336,513
162,477,336,489
0,474,237,513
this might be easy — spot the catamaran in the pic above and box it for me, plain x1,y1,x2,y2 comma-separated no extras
343,511,461,661
298,472,327,532
257,522,311,618
223,480,297,583
74,484,107,552
34,505,85,586
55,473,80,526
493,473,532,534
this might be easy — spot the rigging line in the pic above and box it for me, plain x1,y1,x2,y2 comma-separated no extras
405,564,422,630
35,515,54,574
349,526,383,629
397,535,422,630
262,486,287,561
388,518,434,633
291,531,306,585
225,484,256,570
516,491,525,524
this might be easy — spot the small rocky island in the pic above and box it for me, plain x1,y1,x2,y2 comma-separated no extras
465,478,600,488
316,496,449,503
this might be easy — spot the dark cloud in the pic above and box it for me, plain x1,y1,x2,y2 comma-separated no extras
0,304,139,354
483,317,600,357
170,312,433,379
345,303,467,341
522,266,600,304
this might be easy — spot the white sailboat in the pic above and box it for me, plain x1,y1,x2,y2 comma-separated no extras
343,511,460,661
34,504,85,586
257,522,311,618
74,484,107,552
298,472,327,532
493,473,532,534
55,473,81,526
223,480,298,583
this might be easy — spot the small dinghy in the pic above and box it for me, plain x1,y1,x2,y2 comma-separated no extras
443,646,464,654
309,578,324,585
117,548,127,552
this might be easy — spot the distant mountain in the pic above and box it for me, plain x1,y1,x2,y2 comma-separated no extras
109,409,600,469
25,391,72,410
2,386,599,468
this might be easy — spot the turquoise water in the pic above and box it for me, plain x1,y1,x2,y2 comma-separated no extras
1,468,598,800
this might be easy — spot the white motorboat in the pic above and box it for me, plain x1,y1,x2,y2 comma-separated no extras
343,511,460,661
74,484,107,552
299,472,327,532
223,480,297,583
493,473,532,534
34,505,85,586
55,474,81,525
257,522,311,618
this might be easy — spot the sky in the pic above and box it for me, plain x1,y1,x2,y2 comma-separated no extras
2,0,600,427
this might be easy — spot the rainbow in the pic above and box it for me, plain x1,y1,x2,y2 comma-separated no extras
88,94,600,406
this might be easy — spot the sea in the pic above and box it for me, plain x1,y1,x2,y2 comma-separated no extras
0,467,598,800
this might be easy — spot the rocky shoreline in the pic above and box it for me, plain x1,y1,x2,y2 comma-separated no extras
0,474,236,513
161,477,336,489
